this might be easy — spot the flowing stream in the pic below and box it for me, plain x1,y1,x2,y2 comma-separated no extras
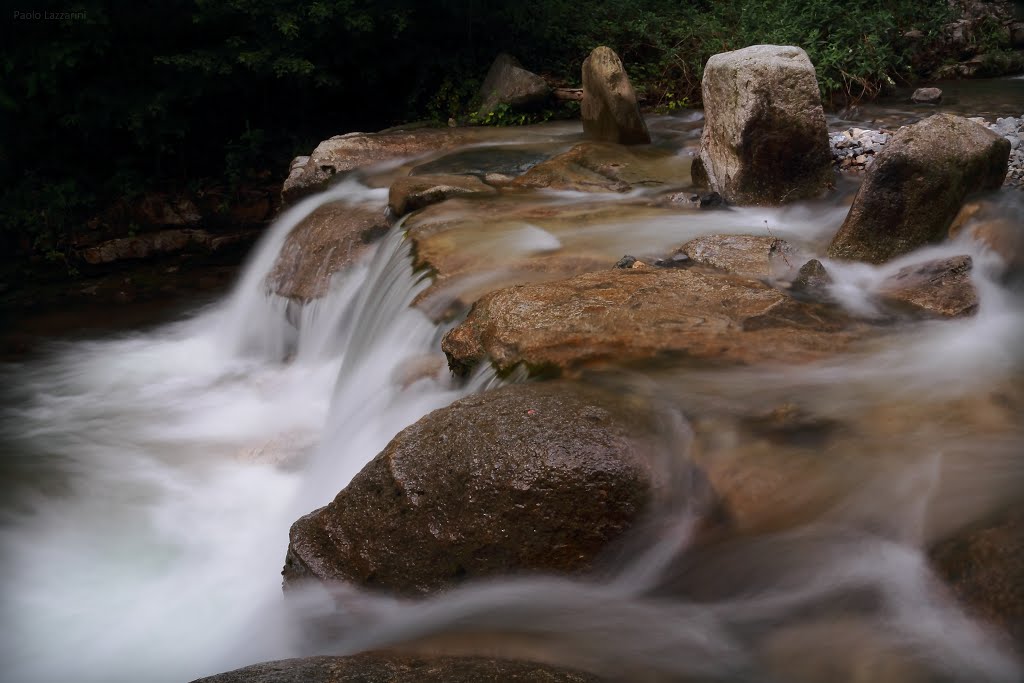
1,86,1023,682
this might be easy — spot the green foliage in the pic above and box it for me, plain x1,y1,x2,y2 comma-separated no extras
0,0,962,280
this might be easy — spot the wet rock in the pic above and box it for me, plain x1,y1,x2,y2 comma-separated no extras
283,129,479,203
266,202,390,301
949,200,1024,278
827,114,1010,263
693,45,833,205
81,229,215,265
910,87,943,104
477,53,551,116
442,268,863,378
931,504,1024,652
614,255,638,269
388,174,497,217
660,191,723,209
790,259,833,299
511,142,687,193
877,255,978,319
581,47,650,145
190,653,602,683
283,381,657,595
673,234,797,280
411,146,549,179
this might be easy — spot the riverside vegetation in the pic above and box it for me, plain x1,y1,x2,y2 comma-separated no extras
4,0,1022,296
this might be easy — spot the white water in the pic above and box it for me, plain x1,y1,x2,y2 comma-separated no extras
1,165,1022,682
0,182,478,683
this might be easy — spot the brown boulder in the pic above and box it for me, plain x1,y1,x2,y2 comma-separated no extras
282,129,485,203
265,202,390,302
283,381,657,595
442,268,863,378
911,87,943,104
190,653,602,683
80,229,213,265
932,504,1024,652
388,174,497,217
477,53,551,116
581,47,650,145
693,45,833,205
827,114,1010,263
877,255,978,318
950,199,1024,279
674,234,798,280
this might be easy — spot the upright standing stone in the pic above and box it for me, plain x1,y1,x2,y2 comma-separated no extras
581,46,651,145
692,45,833,205
827,114,1010,263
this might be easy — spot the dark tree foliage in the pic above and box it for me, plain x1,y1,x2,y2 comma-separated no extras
0,0,952,275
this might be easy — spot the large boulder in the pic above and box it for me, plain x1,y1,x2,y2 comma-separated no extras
476,53,551,116
388,174,497,217
692,45,833,206
827,114,1010,263
191,654,601,683
283,381,660,595
581,47,650,145
265,202,390,301
442,268,864,378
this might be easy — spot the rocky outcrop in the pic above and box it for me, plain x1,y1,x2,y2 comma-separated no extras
282,129,484,203
283,381,660,595
191,654,602,683
932,504,1024,653
80,229,249,265
580,47,650,145
672,234,797,281
388,174,497,216
877,255,978,318
442,268,863,378
692,45,833,205
266,202,390,301
477,53,551,116
827,114,1010,263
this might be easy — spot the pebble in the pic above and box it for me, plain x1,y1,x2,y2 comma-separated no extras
830,114,1023,189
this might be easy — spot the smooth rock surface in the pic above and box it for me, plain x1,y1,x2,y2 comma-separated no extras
950,198,1024,278
693,45,833,205
877,255,978,318
191,654,602,683
581,47,650,145
674,234,797,280
442,268,863,378
388,174,497,216
283,381,658,595
265,202,390,301
477,53,551,115
511,142,687,193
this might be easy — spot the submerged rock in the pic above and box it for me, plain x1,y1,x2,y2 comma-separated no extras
265,202,390,302
442,268,863,378
581,47,650,145
932,504,1024,653
877,255,978,319
827,114,1010,263
190,654,602,683
692,45,833,205
388,174,497,217
476,53,551,116
512,142,689,193
949,199,1024,279
283,381,659,595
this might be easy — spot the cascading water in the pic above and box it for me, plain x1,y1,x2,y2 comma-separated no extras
0,181,477,683
1,119,1022,683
